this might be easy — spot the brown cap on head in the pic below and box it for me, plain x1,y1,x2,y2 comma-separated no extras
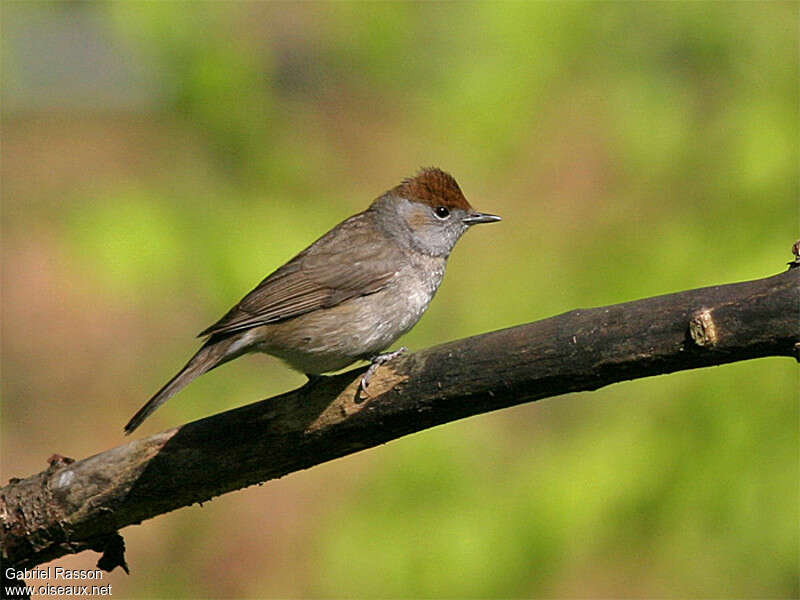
393,168,473,210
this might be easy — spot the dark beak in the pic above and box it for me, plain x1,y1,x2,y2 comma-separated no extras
463,211,502,226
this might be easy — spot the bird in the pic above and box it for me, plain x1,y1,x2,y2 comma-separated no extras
124,167,501,434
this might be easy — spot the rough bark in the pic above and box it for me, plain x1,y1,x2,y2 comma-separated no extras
2,266,798,572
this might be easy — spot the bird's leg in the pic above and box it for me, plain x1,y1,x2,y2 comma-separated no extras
361,347,407,391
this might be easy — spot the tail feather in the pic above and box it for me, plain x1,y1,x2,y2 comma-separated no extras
124,338,239,435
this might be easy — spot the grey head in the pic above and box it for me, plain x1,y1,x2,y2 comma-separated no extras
369,167,501,257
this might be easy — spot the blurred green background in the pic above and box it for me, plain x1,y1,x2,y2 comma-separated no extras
2,2,798,598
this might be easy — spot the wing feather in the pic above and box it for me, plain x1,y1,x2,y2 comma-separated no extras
198,212,401,337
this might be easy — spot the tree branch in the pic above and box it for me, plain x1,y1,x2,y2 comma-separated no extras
2,267,798,571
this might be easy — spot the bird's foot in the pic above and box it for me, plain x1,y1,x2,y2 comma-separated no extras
361,347,407,392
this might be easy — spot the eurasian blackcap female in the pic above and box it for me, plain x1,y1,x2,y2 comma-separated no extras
124,168,500,433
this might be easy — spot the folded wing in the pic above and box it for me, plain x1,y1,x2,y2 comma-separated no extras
198,213,401,337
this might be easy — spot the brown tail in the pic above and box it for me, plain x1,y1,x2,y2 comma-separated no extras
124,337,242,435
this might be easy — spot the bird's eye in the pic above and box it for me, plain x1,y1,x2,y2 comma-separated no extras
434,206,450,219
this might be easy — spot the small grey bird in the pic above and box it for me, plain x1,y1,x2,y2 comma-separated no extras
124,168,500,434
